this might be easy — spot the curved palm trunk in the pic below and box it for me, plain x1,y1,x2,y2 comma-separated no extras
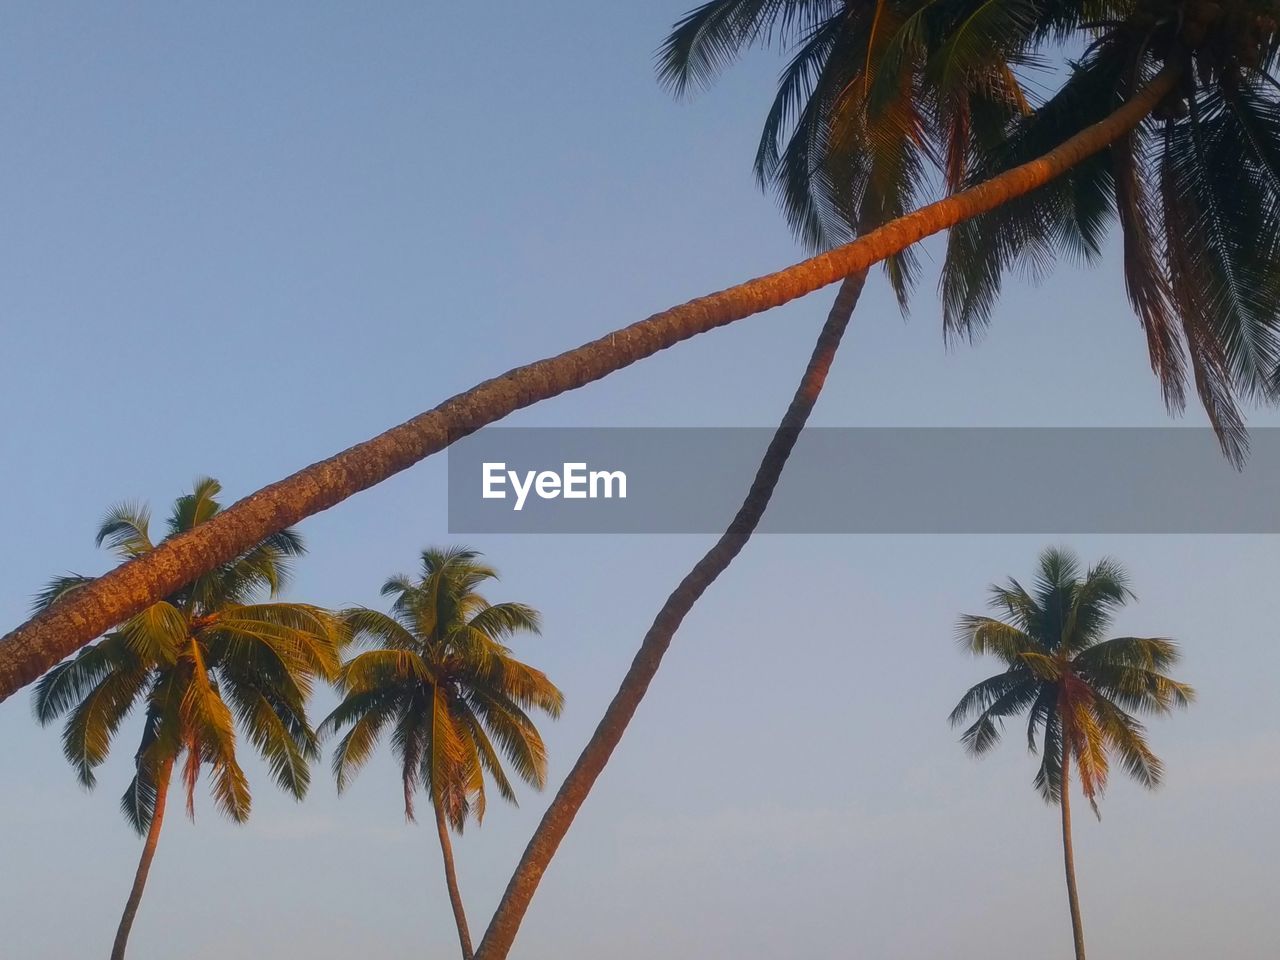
433,801,475,960
0,65,1181,703
1060,749,1087,960
110,757,173,960
473,270,867,960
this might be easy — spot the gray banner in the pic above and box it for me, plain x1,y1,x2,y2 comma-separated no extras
446,428,1280,533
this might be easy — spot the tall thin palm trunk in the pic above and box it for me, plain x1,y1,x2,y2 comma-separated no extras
474,270,867,960
1060,748,1087,960
110,757,173,960
434,801,475,960
0,64,1182,703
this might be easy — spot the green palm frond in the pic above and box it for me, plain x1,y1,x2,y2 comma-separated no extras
986,577,1040,631
120,761,160,835
60,657,151,788
120,704,164,834
1061,556,1133,651
657,0,840,97
166,476,222,536
33,633,138,725
467,602,543,641
464,688,549,788
948,668,1031,725
1077,659,1195,713
205,751,252,823
475,655,566,718
343,606,419,651
324,690,403,792
96,502,154,559
458,707,518,806
429,687,472,829
1064,688,1108,815
31,573,96,614
119,602,186,666
956,674,1042,755
956,614,1047,664
340,648,433,693
206,602,345,684
1091,693,1163,789
226,681,316,799
1073,635,1181,672
1033,707,1063,803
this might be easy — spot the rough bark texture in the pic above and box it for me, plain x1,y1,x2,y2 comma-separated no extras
0,65,1181,703
434,802,475,960
110,757,173,960
1061,749,1088,960
473,270,868,960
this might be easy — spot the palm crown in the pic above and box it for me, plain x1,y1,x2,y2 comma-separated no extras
950,547,1194,814
659,0,1033,305
939,0,1280,462
661,1,1280,462
33,477,343,830
322,547,564,828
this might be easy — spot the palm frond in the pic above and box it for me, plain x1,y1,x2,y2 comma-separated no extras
33,633,139,725
31,573,96,614
166,476,223,537
60,658,150,788
323,690,402,792
956,614,1047,664
96,502,154,559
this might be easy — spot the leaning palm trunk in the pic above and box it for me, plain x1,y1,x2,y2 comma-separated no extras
0,65,1181,702
473,270,868,960
434,802,475,960
110,757,173,960
1060,747,1087,960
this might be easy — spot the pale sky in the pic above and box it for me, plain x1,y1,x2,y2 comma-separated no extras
1,3,1277,959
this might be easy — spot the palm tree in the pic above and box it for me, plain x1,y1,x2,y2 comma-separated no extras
949,547,1194,960
0,60,1184,700
320,547,563,960
31,478,343,960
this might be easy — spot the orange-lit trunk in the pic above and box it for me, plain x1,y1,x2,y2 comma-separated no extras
1061,748,1087,960
110,757,173,960
434,801,474,960
0,65,1182,703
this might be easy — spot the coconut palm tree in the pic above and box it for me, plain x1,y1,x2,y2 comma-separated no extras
949,547,1194,960
31,477,343,960
0,60,1184,700
320,547,563,960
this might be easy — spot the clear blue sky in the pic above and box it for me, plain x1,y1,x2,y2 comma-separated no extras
1,3,1277,958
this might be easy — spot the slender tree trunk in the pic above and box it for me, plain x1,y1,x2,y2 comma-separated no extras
434,801,475,960
1060,749,1087,960
0,64,1181,703
474,270,867,960
110,757,173,960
